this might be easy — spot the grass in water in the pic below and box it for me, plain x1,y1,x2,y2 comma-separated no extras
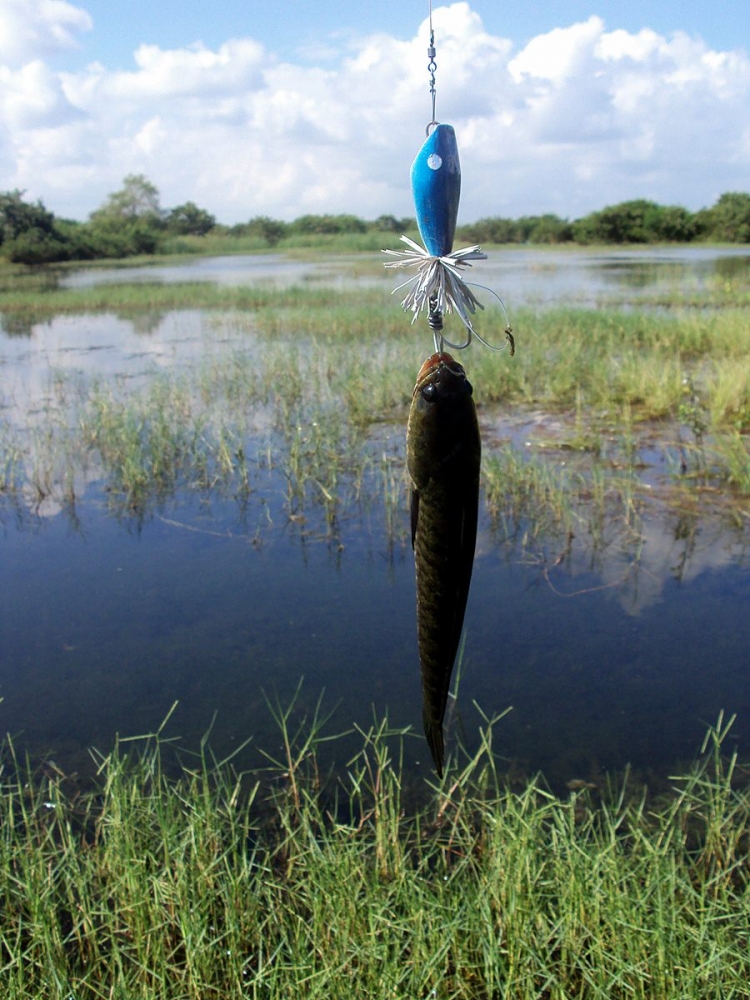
0,709,748,999
3,271,750,543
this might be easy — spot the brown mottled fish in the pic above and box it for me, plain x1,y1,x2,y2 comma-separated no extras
407,351,481,776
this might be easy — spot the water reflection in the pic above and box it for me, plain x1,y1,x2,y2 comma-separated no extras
7,245,750,311
474,246,750,308
58,254,327,289
1,488,747,792
0,310,252,431
2,248,750,794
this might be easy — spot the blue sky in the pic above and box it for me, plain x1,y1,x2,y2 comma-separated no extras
3,0,750,224
57,1,750,70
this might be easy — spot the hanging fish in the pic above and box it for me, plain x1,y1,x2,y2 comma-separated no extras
407,351,481,775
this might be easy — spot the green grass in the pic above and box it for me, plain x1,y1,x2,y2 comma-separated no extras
0,279,390,327
2,265,750,543
0,710,748,999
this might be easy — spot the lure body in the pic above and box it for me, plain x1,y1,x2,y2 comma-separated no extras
410,123,461,258
406,352,480,775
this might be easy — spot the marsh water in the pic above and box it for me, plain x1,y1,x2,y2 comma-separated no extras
2,247,750,790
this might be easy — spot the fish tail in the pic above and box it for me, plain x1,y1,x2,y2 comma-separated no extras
423,712,445,778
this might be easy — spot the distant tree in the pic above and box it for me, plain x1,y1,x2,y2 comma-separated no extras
53,218,101,260
0,190,71,263
90,174,163,224
373,214,400,233
511,216,540,242
575,201,700,244
252,216,288,246
165,201,216,236
372,214,415,233
291,214,367,235
86,175,164,256
699,192,750,242
520,214,574,244
457,214,572,245
642,204,698,242
227,216,289,246
533,216,574,243
3,228,70,264
573,200,662,244
458,217,521,244
571,213,601,245
0,190,56,245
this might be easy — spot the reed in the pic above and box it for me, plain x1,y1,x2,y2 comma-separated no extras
0,710,748,999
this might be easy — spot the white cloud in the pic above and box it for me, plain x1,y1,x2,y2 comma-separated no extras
105,38,267,99
0,59,84,128
2,1,750,223
509,16,604,84
0,0,92,67
596,27,662,63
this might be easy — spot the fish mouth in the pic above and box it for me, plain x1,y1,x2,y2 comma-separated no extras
414,352,472,402
416,351,462,383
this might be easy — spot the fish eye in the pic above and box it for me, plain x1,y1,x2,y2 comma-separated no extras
421,383,437,402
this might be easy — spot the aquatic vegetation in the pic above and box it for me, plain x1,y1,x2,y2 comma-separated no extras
1,259,749,997
2,261,750,551
0,711,748,998
483,445,575,539
712,432,750,493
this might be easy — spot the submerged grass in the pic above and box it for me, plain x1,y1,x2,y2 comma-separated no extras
2,265,750,540
0,711,748,999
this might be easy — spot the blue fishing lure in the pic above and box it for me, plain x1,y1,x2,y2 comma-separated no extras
411,123,461,258
384,51,513,354
383,6,512,353
384,121,492,350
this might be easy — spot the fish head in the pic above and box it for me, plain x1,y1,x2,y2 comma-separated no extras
407,352,480,489
414,352,473,405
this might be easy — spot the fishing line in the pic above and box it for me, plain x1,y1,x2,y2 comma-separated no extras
427,0,438,132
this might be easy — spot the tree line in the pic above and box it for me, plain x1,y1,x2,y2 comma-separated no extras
4,173,750,265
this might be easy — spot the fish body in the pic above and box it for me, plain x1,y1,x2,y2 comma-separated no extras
410,123,461,258
407,352,480,775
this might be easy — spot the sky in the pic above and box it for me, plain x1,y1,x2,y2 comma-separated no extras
2,0,750,225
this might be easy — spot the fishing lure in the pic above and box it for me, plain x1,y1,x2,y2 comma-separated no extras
383,18,510,354
383,124,490,352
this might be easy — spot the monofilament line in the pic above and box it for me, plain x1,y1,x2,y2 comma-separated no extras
427,0,437,131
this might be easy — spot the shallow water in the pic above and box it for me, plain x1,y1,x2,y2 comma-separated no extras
55,244,750,308
2,484,748,790
2,248,750,792
473,245,750,308
59,253,333,289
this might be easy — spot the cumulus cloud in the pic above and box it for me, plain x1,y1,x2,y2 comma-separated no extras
0,0,92,67
2,1,750,223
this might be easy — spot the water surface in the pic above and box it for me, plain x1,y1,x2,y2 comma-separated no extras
2,248,749,792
